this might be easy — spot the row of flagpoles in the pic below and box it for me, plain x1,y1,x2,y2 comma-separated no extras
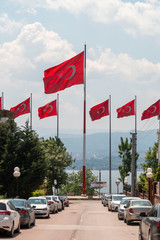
1,45,160,194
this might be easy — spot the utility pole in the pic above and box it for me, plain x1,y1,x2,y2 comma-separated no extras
131,132,137,197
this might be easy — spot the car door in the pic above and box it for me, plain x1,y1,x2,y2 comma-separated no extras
26,201,34,223
144,205,157,239
8,201,19,229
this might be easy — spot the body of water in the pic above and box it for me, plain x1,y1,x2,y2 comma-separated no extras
66,169,143,194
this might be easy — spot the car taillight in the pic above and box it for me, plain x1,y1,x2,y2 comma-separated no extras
157,222,160,227
129,208,134,213
19,209,26,214
0,210,11,215
48,201,53,204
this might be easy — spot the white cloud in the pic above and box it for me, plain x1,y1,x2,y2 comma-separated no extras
10,0,160,37
0,13,22,34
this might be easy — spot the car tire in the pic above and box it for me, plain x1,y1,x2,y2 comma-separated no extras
15,222,20,233
7,222,14,237
124,218,126,223
47,213,50,219
126,219,131,225
118,214,122,220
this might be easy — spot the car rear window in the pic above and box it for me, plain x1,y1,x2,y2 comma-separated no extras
28,199,46,204
46,197,51,200
10,200,25,207
0,203,6,210
132,201,151,206
113,196,125,201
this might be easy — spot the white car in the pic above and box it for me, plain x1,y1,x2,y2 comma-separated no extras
53,196,62,211
28,197,50,218
108,194,126,212
0,199,20,237
45,196,59,214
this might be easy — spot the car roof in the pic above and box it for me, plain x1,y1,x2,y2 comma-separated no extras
0,199,9,203
121,197,140,200
28,197,46,199
130,199,150,202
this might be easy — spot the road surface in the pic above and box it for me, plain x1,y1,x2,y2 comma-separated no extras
0,200,139,240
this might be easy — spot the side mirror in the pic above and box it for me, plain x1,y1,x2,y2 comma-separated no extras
140,212,147,217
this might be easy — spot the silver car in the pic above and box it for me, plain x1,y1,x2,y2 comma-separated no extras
103,195,111,207
124,199,152,225
108,194,126,212
118,197,140,220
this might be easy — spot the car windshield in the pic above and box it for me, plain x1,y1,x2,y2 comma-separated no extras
10,200,25,207
113,196,125,201
0,203,6,210
46,197,51,200
132,201,151,206
28,199,46,205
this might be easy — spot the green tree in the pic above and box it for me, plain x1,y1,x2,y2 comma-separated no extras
42,137,75,194
0,119,46,198
138,142,158,192
141,142,158,173
59,169,98,196
118,137,132,184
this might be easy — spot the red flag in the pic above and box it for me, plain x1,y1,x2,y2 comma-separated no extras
141,100,160,120
0,97,2,110
89,100,109,121
117,100,135,118
43,51,84,94
10,97,30,119
38,100,57,119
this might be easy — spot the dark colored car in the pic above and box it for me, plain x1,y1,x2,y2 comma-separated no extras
139,204,160,240
10,199,36,228
61,196,69,207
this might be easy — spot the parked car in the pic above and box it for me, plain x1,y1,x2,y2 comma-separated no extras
139,203,160,240
44,196,58,213
103,195,111,207
124,199,152,225
61,196,69,207
0,199,20,237
118,197,140,220
28,197,50,218
53,196,62,211
9,199,35,228
59,196,65,210
108,194,126,212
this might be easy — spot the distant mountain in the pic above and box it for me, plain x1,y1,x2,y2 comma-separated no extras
60,130,158,170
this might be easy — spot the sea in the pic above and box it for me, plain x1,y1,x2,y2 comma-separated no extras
66,169,143,194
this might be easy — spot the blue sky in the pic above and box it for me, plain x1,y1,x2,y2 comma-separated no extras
1,0,160,137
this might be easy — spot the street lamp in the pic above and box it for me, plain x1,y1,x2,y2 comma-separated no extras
13,167,21,197
54,179,57,195
115,179,120,194
124,177,128,196
146,168,153,203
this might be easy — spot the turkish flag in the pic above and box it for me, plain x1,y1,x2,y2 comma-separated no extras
10,98,30,119
0,97,2,110
117,100,135,118
89,99,109,121
141,100,160,120
38,100,57,119
43,51,84,94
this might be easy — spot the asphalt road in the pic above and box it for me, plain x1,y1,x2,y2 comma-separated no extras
0,200,139,240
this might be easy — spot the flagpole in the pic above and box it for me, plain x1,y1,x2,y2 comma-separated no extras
2,92,4,110
57,93,59,138
82,44,86,196
30,93,32,129
109,95,112,194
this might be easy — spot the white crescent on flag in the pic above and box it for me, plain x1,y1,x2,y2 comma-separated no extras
148,106,157,114
97,106,105,115
65,65,76,80
47,105,53,113
20,103,26,112
123,106,131,113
